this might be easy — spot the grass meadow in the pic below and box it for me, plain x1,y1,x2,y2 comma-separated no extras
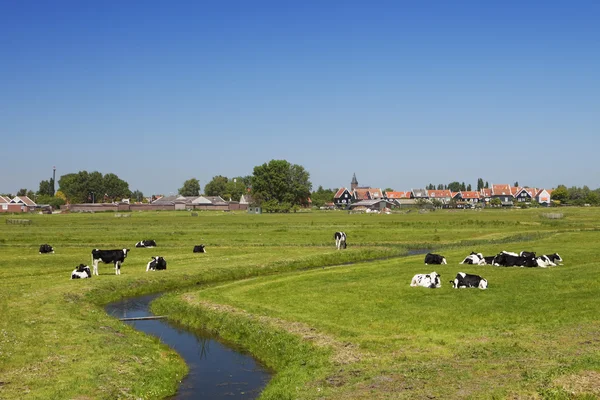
1,208,600,399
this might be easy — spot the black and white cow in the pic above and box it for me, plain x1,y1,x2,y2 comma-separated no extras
193,245,206,253
501,250,519,256
543,253,563,265
483,256,497,265
424,253,447,265
493,252,539,267
71,264,92,279
146,256,167,271
450,272,488,289
135,240,157,248
39,244,54,254
91,249,130,275
460,252,485,265
535,255,555,267
334,231,347,250
520,251,536,258
410,272,441,288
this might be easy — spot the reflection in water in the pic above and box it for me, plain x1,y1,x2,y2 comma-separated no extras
105,294,271,399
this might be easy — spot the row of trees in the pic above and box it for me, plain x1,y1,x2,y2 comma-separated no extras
550,185,600,206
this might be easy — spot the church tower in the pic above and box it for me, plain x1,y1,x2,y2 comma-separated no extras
351,173,358,191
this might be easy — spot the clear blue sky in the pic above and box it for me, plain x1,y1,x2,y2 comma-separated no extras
2,0,599,196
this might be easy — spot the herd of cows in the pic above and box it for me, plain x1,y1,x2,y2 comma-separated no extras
37,241,207,279
333,231,563,291
40,230,563,286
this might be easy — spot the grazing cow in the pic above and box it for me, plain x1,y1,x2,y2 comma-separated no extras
193,245,206,253
71,264,92,279
543,253,563,265
450,272,488,289
146,256,167,271
424,253,447,265
410,272,441,288
460,252,485,265
493,253,538,267
520,251,536,258
135,240,157,248
91,249,130,275
334,231,347,250
39,244,54,254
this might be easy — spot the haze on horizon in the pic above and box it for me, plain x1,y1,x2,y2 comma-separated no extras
1,1,599,195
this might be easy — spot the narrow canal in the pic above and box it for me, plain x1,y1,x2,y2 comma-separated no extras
105,294,271,399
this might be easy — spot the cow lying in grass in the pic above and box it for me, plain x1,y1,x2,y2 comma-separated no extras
135,240,157,248
410,272,441,288
424,253,446,265
450,272,487,289
460,252,485,265
193,245,206,253
39,244,54,254
71,264,92,279
146,256,167,271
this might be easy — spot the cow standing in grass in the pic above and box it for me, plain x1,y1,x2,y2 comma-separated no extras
334,232,347,250
91,249,130,275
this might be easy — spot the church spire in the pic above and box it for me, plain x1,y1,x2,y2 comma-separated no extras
351,173,358,190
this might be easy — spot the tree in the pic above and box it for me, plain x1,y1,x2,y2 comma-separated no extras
485,181,489,189
551,185,569,203
178,178,201,196
131,190,144,203
103,173,130,201
38,179,55,196
204,175,229,197
251,159,312,211
17,188,27,196
467,184,472,191
384,187,394,193
514,181,519,187
477,178,484,191
460,182,466,191
311,186,336,208
447,182,461,192
490,198,502,207
58,171,130,203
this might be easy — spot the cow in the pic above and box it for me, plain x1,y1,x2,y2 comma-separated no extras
460,252,485,265
410,272,441,288
135,240,157,248
535,255,555,267
39,244,54,254
501,250,519,256
334,232,347,250
146,256,167,271
493,252,539,267
193,245,206,253
71,264,92,279
91,249,130,275
483,256,496,265
520,251,536,258
543,253,563,265
450,272,488,289
424,253,447,265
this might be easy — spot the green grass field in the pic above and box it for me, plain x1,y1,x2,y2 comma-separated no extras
1,209,600,399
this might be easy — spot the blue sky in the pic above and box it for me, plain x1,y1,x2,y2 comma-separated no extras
1,1,599,196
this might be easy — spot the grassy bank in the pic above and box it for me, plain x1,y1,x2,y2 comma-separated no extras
1,209,599,398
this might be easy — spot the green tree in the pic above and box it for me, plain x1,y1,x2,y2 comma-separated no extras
477,178,484,191
485,181,489,188
514,181,519,187
58,171,130,203
35,194,65,209
131,190,144,203
38,179,55,196
251,159,312,210
460,182,466,191
204,175,229,197
103,173,131,202
178,178,201,196
467,184,472,191
447,182,461,192
17,188,27,196
311,186,336,208
490,198,502,207
384,187,394,193
551,185,569,203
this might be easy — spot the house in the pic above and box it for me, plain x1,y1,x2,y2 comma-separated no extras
9,196,37,212
240,193,254,205
349,199,395,212
491,184,514,206
411,189,428,200
0,195,17,213
353,187,383,201
514,187,537,203
426,190,453,204
535,189,552,206
455,191,481,204
333,187,353,208
384,191,411,200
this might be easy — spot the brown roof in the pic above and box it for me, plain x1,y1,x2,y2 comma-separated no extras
353,188,383,200
0,195,11,204
12,196,36,206
492,184,511,196
385,191,411,199
459,191,481,199
480,188,492,197
334,187,349,198
427,190,452,198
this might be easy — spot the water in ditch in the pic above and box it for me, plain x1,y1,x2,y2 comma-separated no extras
105,294,271,399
